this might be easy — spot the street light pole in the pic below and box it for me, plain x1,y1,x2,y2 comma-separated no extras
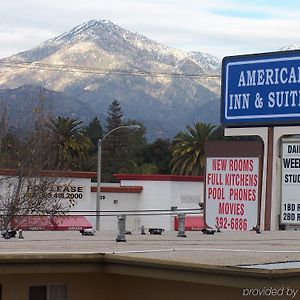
96,124,140,231
96,138,103,231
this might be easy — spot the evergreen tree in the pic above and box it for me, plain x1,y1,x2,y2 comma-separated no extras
102,101,147,181
122,120,147,174
85,117,103,154
102,100,127,181
80,117,103,171
106,100,123,131
143,138,172,174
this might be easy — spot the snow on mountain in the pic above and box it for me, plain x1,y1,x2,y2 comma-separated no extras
1,19,220,82
281,45,300,51
0,20,221,140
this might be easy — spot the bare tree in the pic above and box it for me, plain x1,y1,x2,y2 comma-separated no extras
0,92,76,231
0,124,77,230
0,173,72,231
0,102,8,142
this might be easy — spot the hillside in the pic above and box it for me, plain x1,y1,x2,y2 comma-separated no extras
0,20,221,140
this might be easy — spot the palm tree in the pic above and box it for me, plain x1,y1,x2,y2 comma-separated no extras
170,122,218,175
45,116,92,170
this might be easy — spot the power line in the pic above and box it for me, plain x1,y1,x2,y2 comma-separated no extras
0,60,221,79
0,208,202,217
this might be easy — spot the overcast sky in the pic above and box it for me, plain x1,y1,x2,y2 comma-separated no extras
1,0,300,60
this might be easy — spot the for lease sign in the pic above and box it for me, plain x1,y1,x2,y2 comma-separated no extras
222,51,300,126
205,157,259,230
281,142,300,224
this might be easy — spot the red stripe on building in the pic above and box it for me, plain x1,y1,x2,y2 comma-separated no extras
114,174,204,182
91,186,143,193
0,169,97,178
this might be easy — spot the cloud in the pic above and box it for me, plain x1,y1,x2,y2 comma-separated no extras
1,0,300,59
0,26,55,58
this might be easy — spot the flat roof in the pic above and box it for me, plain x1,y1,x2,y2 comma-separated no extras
1,230,300,279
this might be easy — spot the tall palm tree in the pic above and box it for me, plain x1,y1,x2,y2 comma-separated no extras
170,122,218,175
45,116,92,170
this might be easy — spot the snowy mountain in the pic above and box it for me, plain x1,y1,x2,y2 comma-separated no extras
0,20,221,140
281,45,300,51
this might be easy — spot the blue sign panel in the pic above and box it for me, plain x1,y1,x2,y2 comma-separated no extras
221,50,300,126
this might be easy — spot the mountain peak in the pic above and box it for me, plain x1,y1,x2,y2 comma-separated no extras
281,44,300,51
0,20,221,140
50,19,118,44
64,19,118,34
3,19,221,78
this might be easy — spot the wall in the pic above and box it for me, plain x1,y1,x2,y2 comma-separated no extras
0,170,204,233
89,176,204,231
0,273,111,300
0,173,94,228
0,272,242,300
68,177,92,213
124,179,172,230
118,177,203,231
97,190,140,231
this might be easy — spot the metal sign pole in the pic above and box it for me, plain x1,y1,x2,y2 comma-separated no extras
264,127,274,230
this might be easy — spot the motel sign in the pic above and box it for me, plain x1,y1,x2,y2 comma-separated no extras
221,51,300,126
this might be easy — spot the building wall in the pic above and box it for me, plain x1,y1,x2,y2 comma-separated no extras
87,178,204,231
126,179,173,230
90,180,174,231
0,273,110,300
0,171,204,232
170,181,203,209
68,177,92,211
109,273,242,300
97,191,140,231
0,272,242,300
0,174,94,228
117,178,203,231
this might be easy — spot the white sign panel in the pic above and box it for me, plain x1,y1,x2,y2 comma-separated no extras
281,142,300,224
205,157,259,230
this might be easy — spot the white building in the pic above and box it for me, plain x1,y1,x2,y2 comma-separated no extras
0,169,204,232
96,174,204,231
